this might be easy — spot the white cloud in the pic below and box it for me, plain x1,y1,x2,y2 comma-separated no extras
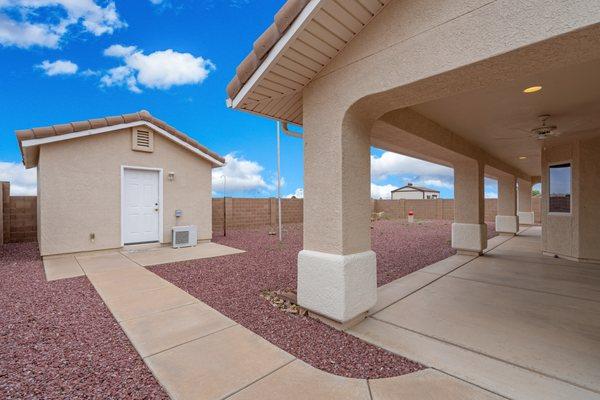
371,152,453,181
212,153,276,195
101,44,216,92
371,151,455,193
371,183,396,199
484,178,498,198
0,162,36,195
149,0,164,3
36,59,78,76
0,1,125,49
285,188,303,198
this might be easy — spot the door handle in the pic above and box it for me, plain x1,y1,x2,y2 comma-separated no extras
154,202,159,212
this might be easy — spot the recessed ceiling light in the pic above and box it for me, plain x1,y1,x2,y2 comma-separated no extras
518,156,527,160
523,85,542,94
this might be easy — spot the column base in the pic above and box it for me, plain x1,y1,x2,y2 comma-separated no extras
496,215,519,234
452,223,487,254
517,211,535,225
297,249,377,323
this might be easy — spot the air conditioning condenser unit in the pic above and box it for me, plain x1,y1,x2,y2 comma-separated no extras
172,225,197,248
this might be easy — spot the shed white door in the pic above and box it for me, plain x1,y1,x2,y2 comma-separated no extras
123,168,160,244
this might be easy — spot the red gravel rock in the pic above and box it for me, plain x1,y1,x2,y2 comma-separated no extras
0,243,168,400
153,220,497,379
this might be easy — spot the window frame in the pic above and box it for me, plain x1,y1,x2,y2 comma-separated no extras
547,160,572,216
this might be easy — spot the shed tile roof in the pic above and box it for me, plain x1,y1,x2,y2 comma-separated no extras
16,110,225,167
226,0,308,100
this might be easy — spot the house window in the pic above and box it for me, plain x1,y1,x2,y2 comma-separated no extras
426,195,431,199
549,163,571,213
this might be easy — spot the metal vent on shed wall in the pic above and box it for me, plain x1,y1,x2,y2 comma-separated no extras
132,127,154,152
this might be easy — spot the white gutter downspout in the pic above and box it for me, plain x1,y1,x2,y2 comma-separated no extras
280,122,303,139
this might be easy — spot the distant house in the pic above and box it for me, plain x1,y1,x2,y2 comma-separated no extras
391,183,440,200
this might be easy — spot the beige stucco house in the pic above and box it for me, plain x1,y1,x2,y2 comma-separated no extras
391,183,439,200
227,0,600,324
16,110,224,256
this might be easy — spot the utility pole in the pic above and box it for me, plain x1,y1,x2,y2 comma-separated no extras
223,175,227,237
276,121,282,242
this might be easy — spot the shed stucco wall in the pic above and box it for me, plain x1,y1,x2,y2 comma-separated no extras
37,128,213,256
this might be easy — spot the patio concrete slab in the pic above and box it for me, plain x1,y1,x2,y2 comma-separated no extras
419,254,476,275
451,253,600,302
121,302,237,357
350,227,600,399
121,242,245,267
228,359,370,400
76,252,141,275
369,368,503,400
373,274,600,392
350,318,597,400
145,324,295,400
483,235,512,253
370,271,440,314
103,285,199,322
43,255,84,281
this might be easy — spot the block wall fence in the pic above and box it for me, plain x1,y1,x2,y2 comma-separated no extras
1,182,38,244
0,182,541,244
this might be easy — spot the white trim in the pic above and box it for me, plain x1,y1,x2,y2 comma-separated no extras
120,166,164,247
230,0,323,109
21,121,224,167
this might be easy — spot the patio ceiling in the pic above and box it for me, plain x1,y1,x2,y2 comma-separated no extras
410,58,600,177
226,0,390,125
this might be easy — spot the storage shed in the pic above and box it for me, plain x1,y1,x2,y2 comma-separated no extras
16,110,224,256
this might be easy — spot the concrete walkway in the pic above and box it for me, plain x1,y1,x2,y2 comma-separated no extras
74,249,502,399
42,242,243,281
350,226,600,400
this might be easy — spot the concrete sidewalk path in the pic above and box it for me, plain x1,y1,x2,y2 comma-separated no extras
42,242,243,281
79,252,502,400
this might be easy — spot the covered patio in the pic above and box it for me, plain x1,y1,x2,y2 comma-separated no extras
351,226,600,399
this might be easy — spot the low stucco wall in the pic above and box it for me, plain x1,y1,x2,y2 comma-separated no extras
37,128,213,256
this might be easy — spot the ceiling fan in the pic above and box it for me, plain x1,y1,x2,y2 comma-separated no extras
494,114,561,141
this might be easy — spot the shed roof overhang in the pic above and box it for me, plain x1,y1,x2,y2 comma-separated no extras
17,111,225,168
226,0,390,125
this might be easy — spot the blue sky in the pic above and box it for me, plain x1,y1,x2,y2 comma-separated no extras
0,0,498,198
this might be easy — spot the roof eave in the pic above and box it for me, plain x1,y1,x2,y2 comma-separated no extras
20,121,225,168
228,0,323,110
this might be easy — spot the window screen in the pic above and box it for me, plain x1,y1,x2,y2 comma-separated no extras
549,163,571,213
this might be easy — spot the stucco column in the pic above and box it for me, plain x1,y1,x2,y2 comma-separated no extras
496,175,519,234
452,159,487,254
517,178,534,225
298,111,376,324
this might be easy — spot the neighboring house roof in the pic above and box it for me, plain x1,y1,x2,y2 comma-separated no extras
15,110,225,168
392,184,440,193
226,0,390,125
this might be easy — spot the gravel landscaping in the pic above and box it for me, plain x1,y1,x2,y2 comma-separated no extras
0,243,168,400
0,219,497,397
153,220,497,379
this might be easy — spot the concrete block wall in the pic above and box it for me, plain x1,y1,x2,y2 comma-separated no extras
0,191,541,244
0,182,38,244
212,197,304,233
9,196,38,242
